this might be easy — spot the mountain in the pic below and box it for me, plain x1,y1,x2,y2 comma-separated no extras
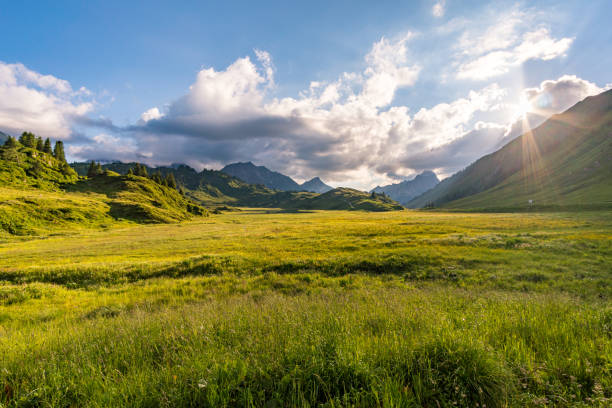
220,161,333,193
0,131,9,145
300,177,333,193
408,89,612,210
221,161,301,191
72,162,401,211
372,171,439,205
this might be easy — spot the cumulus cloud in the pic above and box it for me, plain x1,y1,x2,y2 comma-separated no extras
0,62,94,139
140,107,164,122
114,36,517,188
523,74,607,113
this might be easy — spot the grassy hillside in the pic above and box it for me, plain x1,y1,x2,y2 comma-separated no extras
0,143,78,189
73,162,404,211
0,210,610,406
409,90,612,210
0,142,206,235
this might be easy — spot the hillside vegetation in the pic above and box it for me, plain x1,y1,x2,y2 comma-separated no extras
0,137,206,235
409,90,612,210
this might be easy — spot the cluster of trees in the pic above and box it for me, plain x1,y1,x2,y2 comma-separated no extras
89,161,178,190
127,164,177,189
3,132,66,162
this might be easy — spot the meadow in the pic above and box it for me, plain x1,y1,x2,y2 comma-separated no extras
0,209,610,407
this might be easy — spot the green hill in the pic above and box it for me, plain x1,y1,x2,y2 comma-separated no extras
408,89,612,211
72,162,403,211
0,139,206,235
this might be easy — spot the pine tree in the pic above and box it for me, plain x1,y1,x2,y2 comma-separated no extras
152,171,163,184
53,141,66,162
139,164,148,178
36,137,44,151
4,136,17,148
87,161,102,178
19,131,37,148
127,168,134,176
165,173,177,189
43,138,52,154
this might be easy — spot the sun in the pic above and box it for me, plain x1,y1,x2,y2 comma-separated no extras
515,96,533,119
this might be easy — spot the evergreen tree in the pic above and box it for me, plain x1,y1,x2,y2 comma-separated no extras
152,170,163,184
19,131,37,148
43,138,52,154
36,137,44,151
165,173,177,189
53,141,66,162
3,136,17,148
126,168,134,176
139,163,148,177
87,161,103,178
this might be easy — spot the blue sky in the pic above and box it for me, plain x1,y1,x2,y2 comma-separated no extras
0,0,610,188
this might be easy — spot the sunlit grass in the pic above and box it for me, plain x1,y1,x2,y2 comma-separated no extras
0,210,610,406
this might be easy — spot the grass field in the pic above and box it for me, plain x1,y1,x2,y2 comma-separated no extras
1,209,611,407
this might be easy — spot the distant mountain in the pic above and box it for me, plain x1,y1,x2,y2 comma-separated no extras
408,89,612,210
221,162,300,191
72,162,401,211
220,161,334,193
372,171,439,205
0,131,9,145
300,177,333,193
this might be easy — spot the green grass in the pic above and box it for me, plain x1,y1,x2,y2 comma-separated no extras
0,210,610,406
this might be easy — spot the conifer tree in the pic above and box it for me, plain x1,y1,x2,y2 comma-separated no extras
127,168,134,176
87,161,103,178
19,131,37,148
53,141,66,162
4,136,17,148
43,138,52,154
165,173,177,189
152,170,163,184
36,137,44,151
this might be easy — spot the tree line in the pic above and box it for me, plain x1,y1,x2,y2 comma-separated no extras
88,161,177,190
3,131,66,162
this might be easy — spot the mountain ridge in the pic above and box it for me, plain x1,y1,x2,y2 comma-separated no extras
407,89,612,210
221,161,333,193
372,171,439,205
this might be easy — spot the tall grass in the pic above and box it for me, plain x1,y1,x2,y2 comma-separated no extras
0,210,610,406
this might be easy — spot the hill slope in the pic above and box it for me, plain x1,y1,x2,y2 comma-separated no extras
0,142,206,235
372,171,439,205
73,162,401,211
408,89,612,210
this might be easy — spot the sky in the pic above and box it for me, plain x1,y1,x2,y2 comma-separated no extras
0,0,610,189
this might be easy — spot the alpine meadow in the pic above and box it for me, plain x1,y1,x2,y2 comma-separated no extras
0,1,611,407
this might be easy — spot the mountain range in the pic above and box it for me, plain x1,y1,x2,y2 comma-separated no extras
371,171,439,205
408,89,612,210
70,161,401,211
221,161,333,193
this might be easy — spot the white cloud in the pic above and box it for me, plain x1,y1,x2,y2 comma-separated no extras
0,62,93,139
452,6,574,81
432,1,446,18
457,28,573,80
140,107,164,122
524,74,606,113
169,56,269,123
